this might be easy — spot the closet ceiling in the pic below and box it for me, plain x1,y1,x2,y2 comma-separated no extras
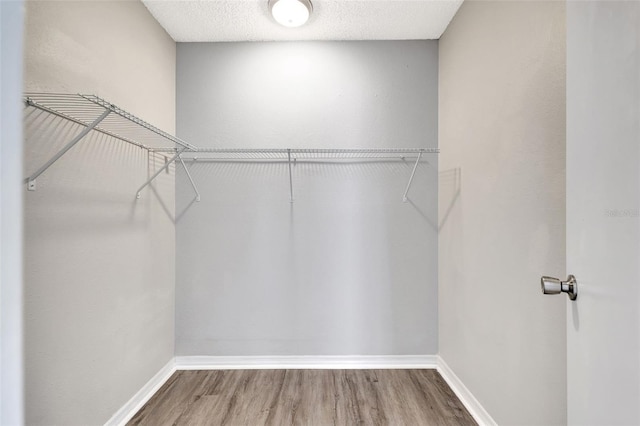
142,0,464,42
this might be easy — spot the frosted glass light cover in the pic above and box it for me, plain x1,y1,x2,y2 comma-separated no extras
270,0,312,28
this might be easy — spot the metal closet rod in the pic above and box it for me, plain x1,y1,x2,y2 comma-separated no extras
152,148,439,155
177,148,436,204
138,148,434,204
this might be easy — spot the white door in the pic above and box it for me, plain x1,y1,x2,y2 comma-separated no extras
566,1,640,424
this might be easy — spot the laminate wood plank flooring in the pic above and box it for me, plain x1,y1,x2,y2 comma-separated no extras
128,369,477,426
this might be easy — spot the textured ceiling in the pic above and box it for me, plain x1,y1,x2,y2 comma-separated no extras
142,0,464,42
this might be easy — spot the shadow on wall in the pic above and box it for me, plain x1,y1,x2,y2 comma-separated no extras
23,106,178,226
439,167,461,231
146,152,178,222
174,153,439,356
175,158,438,227
23,100,177,426
24,108,146,224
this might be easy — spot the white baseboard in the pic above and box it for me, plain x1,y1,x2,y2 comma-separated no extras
175,355,438,370
104,359,176,426
437,356,497,426
106,355,496,426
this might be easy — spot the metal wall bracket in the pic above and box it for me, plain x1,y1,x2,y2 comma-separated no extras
178,154,201,202
287,149,294,203
403,151,423,202
25,107,111,190
136,148,186,199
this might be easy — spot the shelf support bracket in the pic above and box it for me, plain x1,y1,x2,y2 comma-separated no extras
402,151,423,202
136,148,186,199
26,107,112,191
178,154,201,202
287,149,294,203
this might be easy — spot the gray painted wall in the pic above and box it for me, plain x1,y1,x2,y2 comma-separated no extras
23,1,176,424
175,41,438,356
1,1,25,424
438,1,567,425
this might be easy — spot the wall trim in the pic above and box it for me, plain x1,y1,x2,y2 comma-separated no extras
175,355,438,370
437,356,497,426
104,359,176,426
105,355,435,424
106,355,498,425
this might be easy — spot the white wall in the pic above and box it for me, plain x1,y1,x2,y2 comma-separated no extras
23,1,176,424
438,1,567,424
1,1,25,424
566,2,640,424
175,41,439,356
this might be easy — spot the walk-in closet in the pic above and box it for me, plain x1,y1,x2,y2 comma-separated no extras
1,0,639,425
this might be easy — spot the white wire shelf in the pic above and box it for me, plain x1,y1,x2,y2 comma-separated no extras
179,148,436,203
23,92,196,191
24,93,196,151
23,92,438,202
178,148,438,161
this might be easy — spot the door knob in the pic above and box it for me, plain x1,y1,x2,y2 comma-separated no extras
541,275,578,300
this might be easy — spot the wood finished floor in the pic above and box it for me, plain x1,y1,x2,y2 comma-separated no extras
128,369,477,426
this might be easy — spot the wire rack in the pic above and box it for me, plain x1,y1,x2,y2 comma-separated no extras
24,93,196,151
180,148,438,161
23,92,438,202
180,148,437,203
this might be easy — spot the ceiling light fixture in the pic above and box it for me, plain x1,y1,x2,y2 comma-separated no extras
268,0,313,28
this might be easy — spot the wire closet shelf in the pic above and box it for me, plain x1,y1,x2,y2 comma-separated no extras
179,148,439,203
24,93,196,151
24,92,197,192
178,148,438,161
23,92,439,202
